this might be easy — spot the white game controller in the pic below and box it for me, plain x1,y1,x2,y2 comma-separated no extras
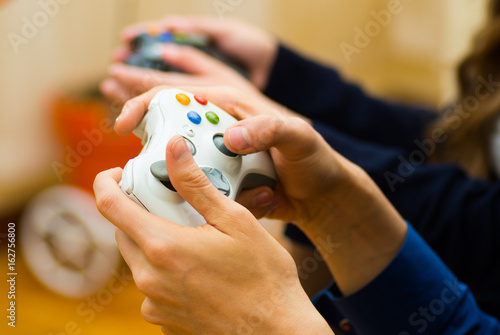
120,88,277,227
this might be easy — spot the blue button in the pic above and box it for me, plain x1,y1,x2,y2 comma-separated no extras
158,32,174,43
187,111,202,125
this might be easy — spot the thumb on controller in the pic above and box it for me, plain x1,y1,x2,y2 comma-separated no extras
165,136,260,235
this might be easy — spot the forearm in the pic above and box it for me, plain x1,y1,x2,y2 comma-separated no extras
298,159,407,296
289,120,500,318
286,240,333,298
312,224,500,335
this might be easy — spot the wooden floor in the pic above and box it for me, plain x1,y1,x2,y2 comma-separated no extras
0,219,287,335
0,245,160,335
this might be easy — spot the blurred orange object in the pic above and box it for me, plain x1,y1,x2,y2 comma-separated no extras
52,95,142,192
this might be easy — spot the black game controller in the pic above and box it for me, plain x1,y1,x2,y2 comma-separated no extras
125,31,248,77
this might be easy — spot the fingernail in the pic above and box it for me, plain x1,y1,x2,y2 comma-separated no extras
253,191,273,208
171,138,190,161
228,127,251,150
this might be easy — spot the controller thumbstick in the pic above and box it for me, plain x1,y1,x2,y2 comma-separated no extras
150,160,176,192
213,134,238,157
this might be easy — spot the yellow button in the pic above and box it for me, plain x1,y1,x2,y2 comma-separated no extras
176,93,191,106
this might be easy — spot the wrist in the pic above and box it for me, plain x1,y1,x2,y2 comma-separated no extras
297,159,407,296
258,286,334,335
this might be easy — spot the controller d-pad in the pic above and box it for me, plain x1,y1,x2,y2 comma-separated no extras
213,135,238,157
201,167,230,196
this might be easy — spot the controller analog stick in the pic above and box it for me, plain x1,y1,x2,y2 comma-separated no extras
150,160,176,192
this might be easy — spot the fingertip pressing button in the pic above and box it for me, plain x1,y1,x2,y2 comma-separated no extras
213,134,238,157
176,93,191,106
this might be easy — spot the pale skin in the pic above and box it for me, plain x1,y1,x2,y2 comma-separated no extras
102,16,277,102
95,84,408,334
97,17,408,333
101,16,307,124
98,15,356,297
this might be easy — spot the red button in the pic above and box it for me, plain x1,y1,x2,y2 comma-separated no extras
194,95,208,106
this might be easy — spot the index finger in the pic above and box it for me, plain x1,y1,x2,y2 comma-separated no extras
159,15,228,39
93,167,181,247
114,86,169,135
114,85,240,136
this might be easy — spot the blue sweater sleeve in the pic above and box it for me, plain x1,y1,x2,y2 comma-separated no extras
263,45,437,152
312,224,500,335
314,120,500,318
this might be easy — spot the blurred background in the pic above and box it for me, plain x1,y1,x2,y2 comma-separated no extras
0,0,489,334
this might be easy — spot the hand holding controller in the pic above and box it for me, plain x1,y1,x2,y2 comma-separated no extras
125,31,248,77
120,88,277,227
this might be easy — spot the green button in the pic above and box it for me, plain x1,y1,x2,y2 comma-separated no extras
206,111,220,125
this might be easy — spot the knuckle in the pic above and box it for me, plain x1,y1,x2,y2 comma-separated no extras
231,206,251,221
134,271,156,295
95,191,116,216
143,239,179,268
217,85,241,99
141,299,161,325
290,116,311,129
260,116,283,147
174,169,212,198
185,167,210,186
143,239,167,261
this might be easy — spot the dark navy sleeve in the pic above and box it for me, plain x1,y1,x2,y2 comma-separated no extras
313,120,500,319
263,45,437,152
312,224,500,335
286,120,500,318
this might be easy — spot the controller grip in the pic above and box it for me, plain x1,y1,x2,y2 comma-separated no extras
132,93,163,144
132,117,148,144
237,173,277,195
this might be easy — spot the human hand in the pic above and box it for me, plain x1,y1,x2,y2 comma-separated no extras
121,15,278,89
114,86,407,296
101,16,278,105
113,85,342,226
113,85,307,138
94,137,333,335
